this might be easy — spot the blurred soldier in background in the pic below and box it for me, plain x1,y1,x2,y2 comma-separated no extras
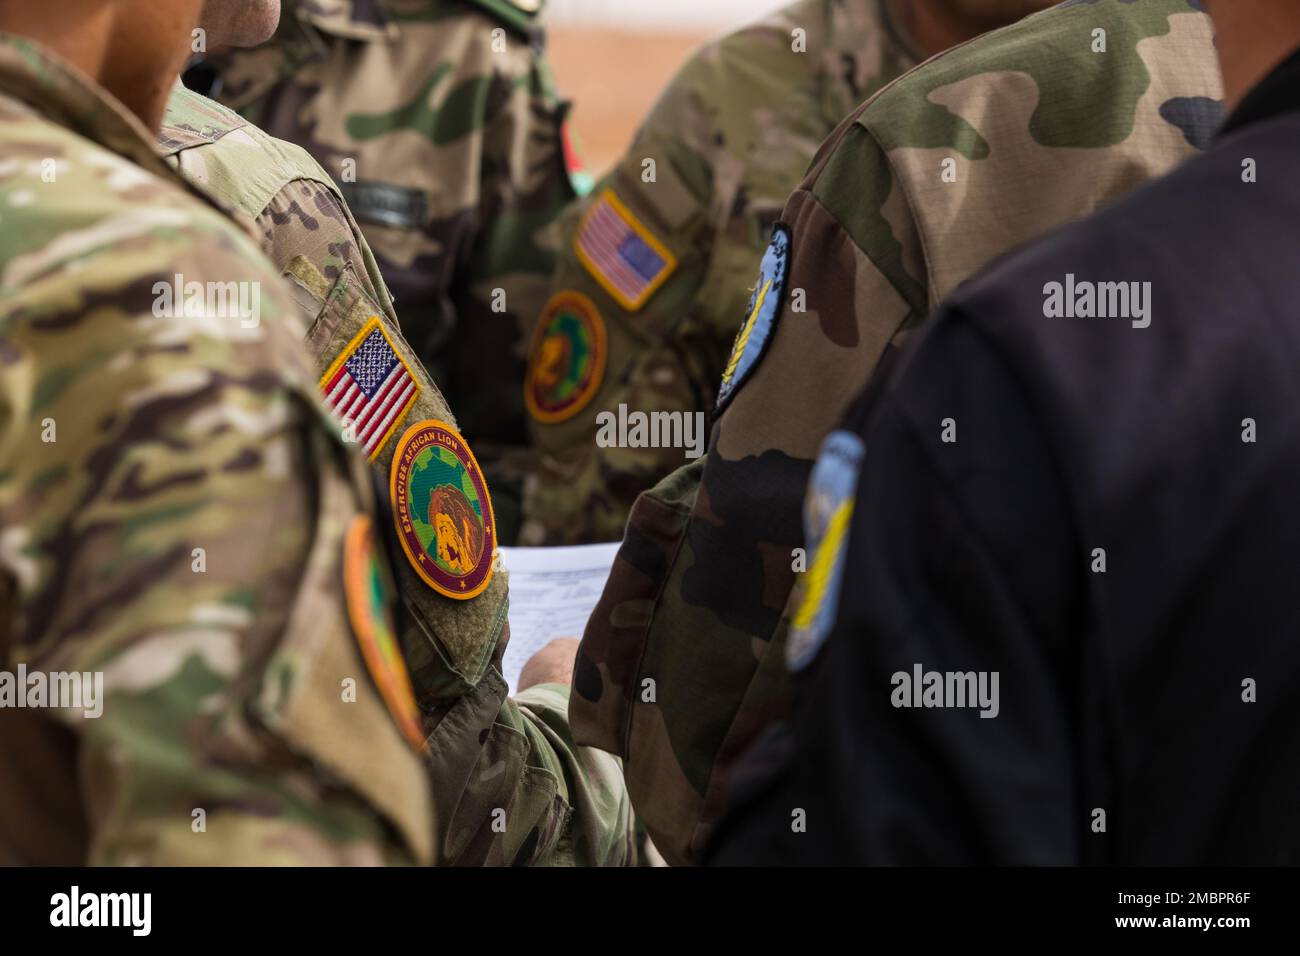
189,0,583,541
520,0,1067,546
0,0,632,866
520,0,922,545
571,0,1222,865
714,0,1300,866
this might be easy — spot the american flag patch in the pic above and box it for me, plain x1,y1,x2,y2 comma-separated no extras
319,318,420,460
574,190,678,311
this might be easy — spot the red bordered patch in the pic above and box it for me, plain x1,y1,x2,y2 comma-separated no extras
389,420,496,600
342,515,425,751
525,290,607,424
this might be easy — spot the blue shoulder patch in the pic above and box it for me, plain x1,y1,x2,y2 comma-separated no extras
715,224,791,413
786,429,865,672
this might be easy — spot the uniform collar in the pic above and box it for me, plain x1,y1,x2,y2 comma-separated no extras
1219,46,1300,138
0,33,180,183
290,0,401,42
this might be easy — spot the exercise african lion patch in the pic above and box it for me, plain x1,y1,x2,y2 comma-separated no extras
575,189,678,311
526,291,607,423
319,317,420,461
390,420,496,601
787,430,865,672
716,224,791,414
343,515,425,751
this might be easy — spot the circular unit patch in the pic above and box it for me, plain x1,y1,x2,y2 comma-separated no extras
342,515,425,751
525,290,607,424
389,420,496,601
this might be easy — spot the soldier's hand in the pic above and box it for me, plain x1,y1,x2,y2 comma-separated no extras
518,637,580,691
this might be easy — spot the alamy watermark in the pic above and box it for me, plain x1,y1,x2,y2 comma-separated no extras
891,663,1000,719
153,273,261,328
0,664,103,718
595,404,706,460
1042,273,1151,329
50,886,150,936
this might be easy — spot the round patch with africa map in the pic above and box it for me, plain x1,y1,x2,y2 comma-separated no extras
525,291,607,424
389,420,496,601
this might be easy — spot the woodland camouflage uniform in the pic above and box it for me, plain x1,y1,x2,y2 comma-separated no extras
570,0,1224,866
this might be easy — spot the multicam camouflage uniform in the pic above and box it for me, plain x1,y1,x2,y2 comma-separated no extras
194,0,582,538
519,0,917,545
156,83,634,866
0,34,425,866
0,37,630,866
570,0,1225,865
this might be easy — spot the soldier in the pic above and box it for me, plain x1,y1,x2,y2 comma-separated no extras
189,0,582,540
571,0,1224,865
0,0,630,866
714,0,1300,865
159,2,634,867
519,0,926,545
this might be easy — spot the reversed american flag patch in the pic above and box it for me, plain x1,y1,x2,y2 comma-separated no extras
574,189,678,311
319,318,420,461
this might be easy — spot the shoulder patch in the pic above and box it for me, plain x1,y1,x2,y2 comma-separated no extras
390,420,497,601
319,317,420,461
787,430,864,672
525,291,607,424
575,189,678,311
343,515,426,751
716,224,791,414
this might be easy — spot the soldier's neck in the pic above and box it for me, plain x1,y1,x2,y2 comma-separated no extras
887,0,995,61
1204,0,1300,112
0,0,198,131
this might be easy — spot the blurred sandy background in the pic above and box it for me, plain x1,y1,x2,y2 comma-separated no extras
546,0,787,176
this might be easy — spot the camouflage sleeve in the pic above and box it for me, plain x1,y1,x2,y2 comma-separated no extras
518,45,732,546
417,666,635,866
0,194,437,864
256,177,397,322
570,117,925,866
506,683,636,866
268,203,635,867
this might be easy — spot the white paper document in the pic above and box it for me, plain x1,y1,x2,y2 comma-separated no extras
498,542,621,694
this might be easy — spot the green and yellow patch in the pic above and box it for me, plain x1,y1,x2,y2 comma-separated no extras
389,420,496,600
343,515,425,751
525,290,607,424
